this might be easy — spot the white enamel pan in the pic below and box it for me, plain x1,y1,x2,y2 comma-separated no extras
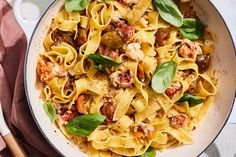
13,0,236,156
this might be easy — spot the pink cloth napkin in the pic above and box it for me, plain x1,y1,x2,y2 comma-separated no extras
0,136,6,152
0,0,59,156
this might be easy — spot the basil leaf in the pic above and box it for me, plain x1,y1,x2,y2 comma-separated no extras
43,102,56,122
180,18,205,40
65,0,90,12
139,147,156,157
178,93,204,107
152,0,183,27
151,61,176,93
66,114,106,137
87,54,122,67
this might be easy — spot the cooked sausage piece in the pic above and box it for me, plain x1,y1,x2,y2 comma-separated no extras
170,113,188,129
65,77,76,89
110,69,134,88
100,103,116,123
51,29,76,48
59,106,78,122
156,28,171,47
98,45,119,60
165,81,182,99
116,23,134,41
178,40,198,60
187,80,197,94
196,54,211,74
36,62,54,83
100,88,117,122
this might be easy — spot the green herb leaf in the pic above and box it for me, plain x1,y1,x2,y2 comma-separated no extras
66,114,106,137
151,61,177,93
93,64,103,71
43,102,56,122
139,147,156,157
87,54,122,67
179,18,205,40
104,0,109,4
152,0,183,27
65,0,90,12
178,93,204,107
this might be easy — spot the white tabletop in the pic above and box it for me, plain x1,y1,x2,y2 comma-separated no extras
6,0,236,157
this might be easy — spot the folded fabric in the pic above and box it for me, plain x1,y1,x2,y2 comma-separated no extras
0,0,59,156
0,135,6,152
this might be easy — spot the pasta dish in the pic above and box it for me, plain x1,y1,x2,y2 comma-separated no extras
36,0,217,156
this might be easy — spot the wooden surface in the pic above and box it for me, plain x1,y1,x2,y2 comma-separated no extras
3,133,27,157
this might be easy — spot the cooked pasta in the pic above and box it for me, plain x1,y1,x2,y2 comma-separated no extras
37,0,217,156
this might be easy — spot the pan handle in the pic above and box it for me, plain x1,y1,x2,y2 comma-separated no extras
13,0,38,43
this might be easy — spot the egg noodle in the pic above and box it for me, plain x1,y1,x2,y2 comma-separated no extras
37,0,217,156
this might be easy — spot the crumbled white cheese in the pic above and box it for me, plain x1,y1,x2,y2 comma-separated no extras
68,69,75,76
124,0,140,4
52,63,68,76
125,42,144,61
172,81,182,89
134,122,154,134
140,17,149,25
110,71,122,87
179,39,198,60
109,69,134,88
112,11,123,22
143,19,149,25
58,116,67,125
